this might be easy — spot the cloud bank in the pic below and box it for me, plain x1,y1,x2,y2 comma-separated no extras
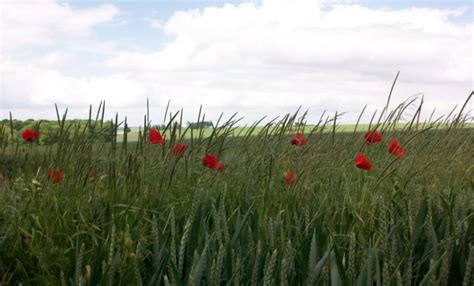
1,0,472,125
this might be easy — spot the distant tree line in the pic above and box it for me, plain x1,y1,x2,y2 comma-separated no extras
186,121,213,129
0,119,114,145
147,121,213,131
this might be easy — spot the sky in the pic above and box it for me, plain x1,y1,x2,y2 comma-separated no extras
1,0,473,126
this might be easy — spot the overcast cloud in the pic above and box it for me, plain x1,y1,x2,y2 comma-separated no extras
1,0,472,125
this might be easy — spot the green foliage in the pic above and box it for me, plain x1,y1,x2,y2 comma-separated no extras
0,119,113,145
0,95,473,285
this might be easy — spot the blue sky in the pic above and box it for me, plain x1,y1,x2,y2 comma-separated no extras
1,0,473,125
64,0,252,51
65,0,473,50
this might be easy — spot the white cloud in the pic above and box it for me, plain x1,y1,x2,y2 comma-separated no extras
124,1,472,83
2,57,147,108
1,0,118,49
1,0,472,125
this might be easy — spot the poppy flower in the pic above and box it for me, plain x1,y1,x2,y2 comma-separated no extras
47,168,63,183
171,143,187,157
88,169,100,179
202,154,219,169
388,139,405,158
149,128,164,144
22,128,39,142
364,131,382,145
284,169,297,186
216,163,225,172
354,153,372,171
291,132,307,146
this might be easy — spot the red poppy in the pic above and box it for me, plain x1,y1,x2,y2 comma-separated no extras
284,169,296,186
216,163,225,172
171,143,187,156
22,128,39,142
354,153,372,171
149,128,164,144
291,132,307,146
364,131,382,145
388,139,405,158
202,154,219,169
88,169,100,179
47,168,63,183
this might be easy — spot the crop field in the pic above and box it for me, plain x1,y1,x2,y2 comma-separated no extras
0,96,473,285
116,123,474,143
115,124,406,142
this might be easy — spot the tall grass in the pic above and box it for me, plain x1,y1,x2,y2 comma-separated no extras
0,91,473,285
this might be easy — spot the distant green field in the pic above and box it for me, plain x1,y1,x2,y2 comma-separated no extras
117,123,474,142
